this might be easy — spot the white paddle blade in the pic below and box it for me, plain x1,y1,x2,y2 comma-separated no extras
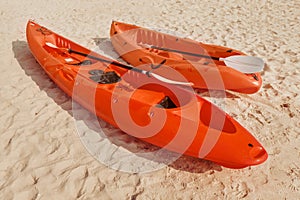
151,73,193,86
221,56,264,74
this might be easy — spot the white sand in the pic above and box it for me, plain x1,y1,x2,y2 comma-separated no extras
1,0,300,199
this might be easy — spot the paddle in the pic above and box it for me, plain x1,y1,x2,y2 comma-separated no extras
45,42,192,86
144,44,264,74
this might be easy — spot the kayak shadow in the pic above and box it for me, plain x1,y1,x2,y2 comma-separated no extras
12,40,73,114
13,40,222,173
92,37,123,61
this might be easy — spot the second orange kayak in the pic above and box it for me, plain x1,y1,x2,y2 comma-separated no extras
110,21,262,94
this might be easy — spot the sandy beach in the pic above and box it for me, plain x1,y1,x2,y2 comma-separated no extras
1,0,300,199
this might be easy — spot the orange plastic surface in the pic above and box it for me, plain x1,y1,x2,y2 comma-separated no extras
110,21,262,94
26,20,267,168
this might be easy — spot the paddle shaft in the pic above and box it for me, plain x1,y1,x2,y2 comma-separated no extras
150,45,220,61
68,49,146,74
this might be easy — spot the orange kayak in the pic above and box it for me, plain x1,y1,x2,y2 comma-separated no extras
26,20,267,169
110,21,262,94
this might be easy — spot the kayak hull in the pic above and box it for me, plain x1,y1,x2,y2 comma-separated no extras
26,20,267,169
110,21,262,94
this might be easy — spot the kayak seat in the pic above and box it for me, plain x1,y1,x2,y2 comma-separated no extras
157,96,177,109
157,51,184,60
89,70,121,84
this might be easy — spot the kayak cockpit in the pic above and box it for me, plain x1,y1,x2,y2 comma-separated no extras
200,101,237,133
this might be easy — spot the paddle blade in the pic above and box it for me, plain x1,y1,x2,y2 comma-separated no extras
221,56,264,74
